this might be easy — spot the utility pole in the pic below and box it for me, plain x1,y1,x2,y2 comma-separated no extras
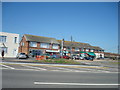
61,39,64,57
70,36,73,59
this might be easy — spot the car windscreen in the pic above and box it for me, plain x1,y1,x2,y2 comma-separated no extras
20,53,26,55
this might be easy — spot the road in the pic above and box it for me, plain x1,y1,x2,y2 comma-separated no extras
1,63,118,88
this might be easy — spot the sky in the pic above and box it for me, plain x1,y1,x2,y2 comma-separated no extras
2,2,118,53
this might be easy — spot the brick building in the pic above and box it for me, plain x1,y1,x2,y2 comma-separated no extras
58,40,104,58
19,34,60,56
19,34,104,58
104,52,120,59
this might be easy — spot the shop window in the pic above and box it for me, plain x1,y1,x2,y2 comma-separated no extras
30,42,37,47
52,44,59,49
40,43,50,48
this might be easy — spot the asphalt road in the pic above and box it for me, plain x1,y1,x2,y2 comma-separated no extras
1,58,119,88
2,69,118,88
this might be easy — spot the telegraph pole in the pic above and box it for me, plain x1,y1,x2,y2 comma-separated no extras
61,39,64,57
70,36,73,59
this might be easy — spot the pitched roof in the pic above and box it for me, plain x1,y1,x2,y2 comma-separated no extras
57,40,91,48
24,34,60,44
57,40,103,50
90,46,103,50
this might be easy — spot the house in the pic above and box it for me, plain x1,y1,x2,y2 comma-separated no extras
0,32,19,57
104,52,120,59
19,34,104,58
57,40,104,58
18,34,60,57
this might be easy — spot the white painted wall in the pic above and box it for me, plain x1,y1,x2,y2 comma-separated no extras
95,53,104,58
0,32,19,57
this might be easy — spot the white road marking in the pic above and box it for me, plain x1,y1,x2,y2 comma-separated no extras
22,65,47,70
1,64,15,69
34,82,120,86
56,67,73,71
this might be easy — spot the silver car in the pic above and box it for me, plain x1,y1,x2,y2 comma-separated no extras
16,53,28,59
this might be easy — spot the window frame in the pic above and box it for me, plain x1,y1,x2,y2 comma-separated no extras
40,43,50,48
0,36,7,43
14,37,17,43
29,41,37,47
52,44,59,49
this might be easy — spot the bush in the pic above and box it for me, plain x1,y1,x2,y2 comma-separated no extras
34,58,81,64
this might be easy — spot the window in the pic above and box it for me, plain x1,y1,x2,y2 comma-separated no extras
81,48,84,51
30,42,37,47
75,48,79,51
40,43,50,48
0,36,7,43
0,47,8,53
14,37,17,43
86,49,89,52
90,49,94,52
52,44,59,49
21,42,24,46
67,47,71,50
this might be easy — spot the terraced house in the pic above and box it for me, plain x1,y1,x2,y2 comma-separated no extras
19,34,104,58
19,34,60,57
58,40,104,59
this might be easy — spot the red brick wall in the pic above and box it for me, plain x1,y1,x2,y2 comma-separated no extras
18,36,29,54
19,36,60,55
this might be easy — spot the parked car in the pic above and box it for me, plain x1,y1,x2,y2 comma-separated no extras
79,56,84,60
72,55,84,60
84,56,94,61
61,55,70,59
42,53,51,59
16,53,28,59
51,54,60,59
72,55,80,60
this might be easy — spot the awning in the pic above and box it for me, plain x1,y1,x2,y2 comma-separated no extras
80,51,96,56
87,52,96,56
63,51,69,53
80,51,87,53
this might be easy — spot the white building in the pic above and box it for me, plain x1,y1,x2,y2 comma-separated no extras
0,32,19,57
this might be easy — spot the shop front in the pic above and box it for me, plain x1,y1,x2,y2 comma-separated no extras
29,49,45,57
46,49,60,55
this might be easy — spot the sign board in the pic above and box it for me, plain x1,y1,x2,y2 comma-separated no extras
46,50,59,52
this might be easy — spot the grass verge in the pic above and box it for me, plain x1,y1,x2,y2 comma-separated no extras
32,58,82,65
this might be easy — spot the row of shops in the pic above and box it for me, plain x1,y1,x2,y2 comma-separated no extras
19,34,104,59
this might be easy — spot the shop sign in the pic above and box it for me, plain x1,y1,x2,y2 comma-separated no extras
46,50,59,52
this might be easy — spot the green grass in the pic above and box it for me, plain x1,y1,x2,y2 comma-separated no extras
108,60,120,65
32,58,82,65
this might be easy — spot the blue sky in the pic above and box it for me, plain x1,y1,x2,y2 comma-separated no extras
2,2,118,53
